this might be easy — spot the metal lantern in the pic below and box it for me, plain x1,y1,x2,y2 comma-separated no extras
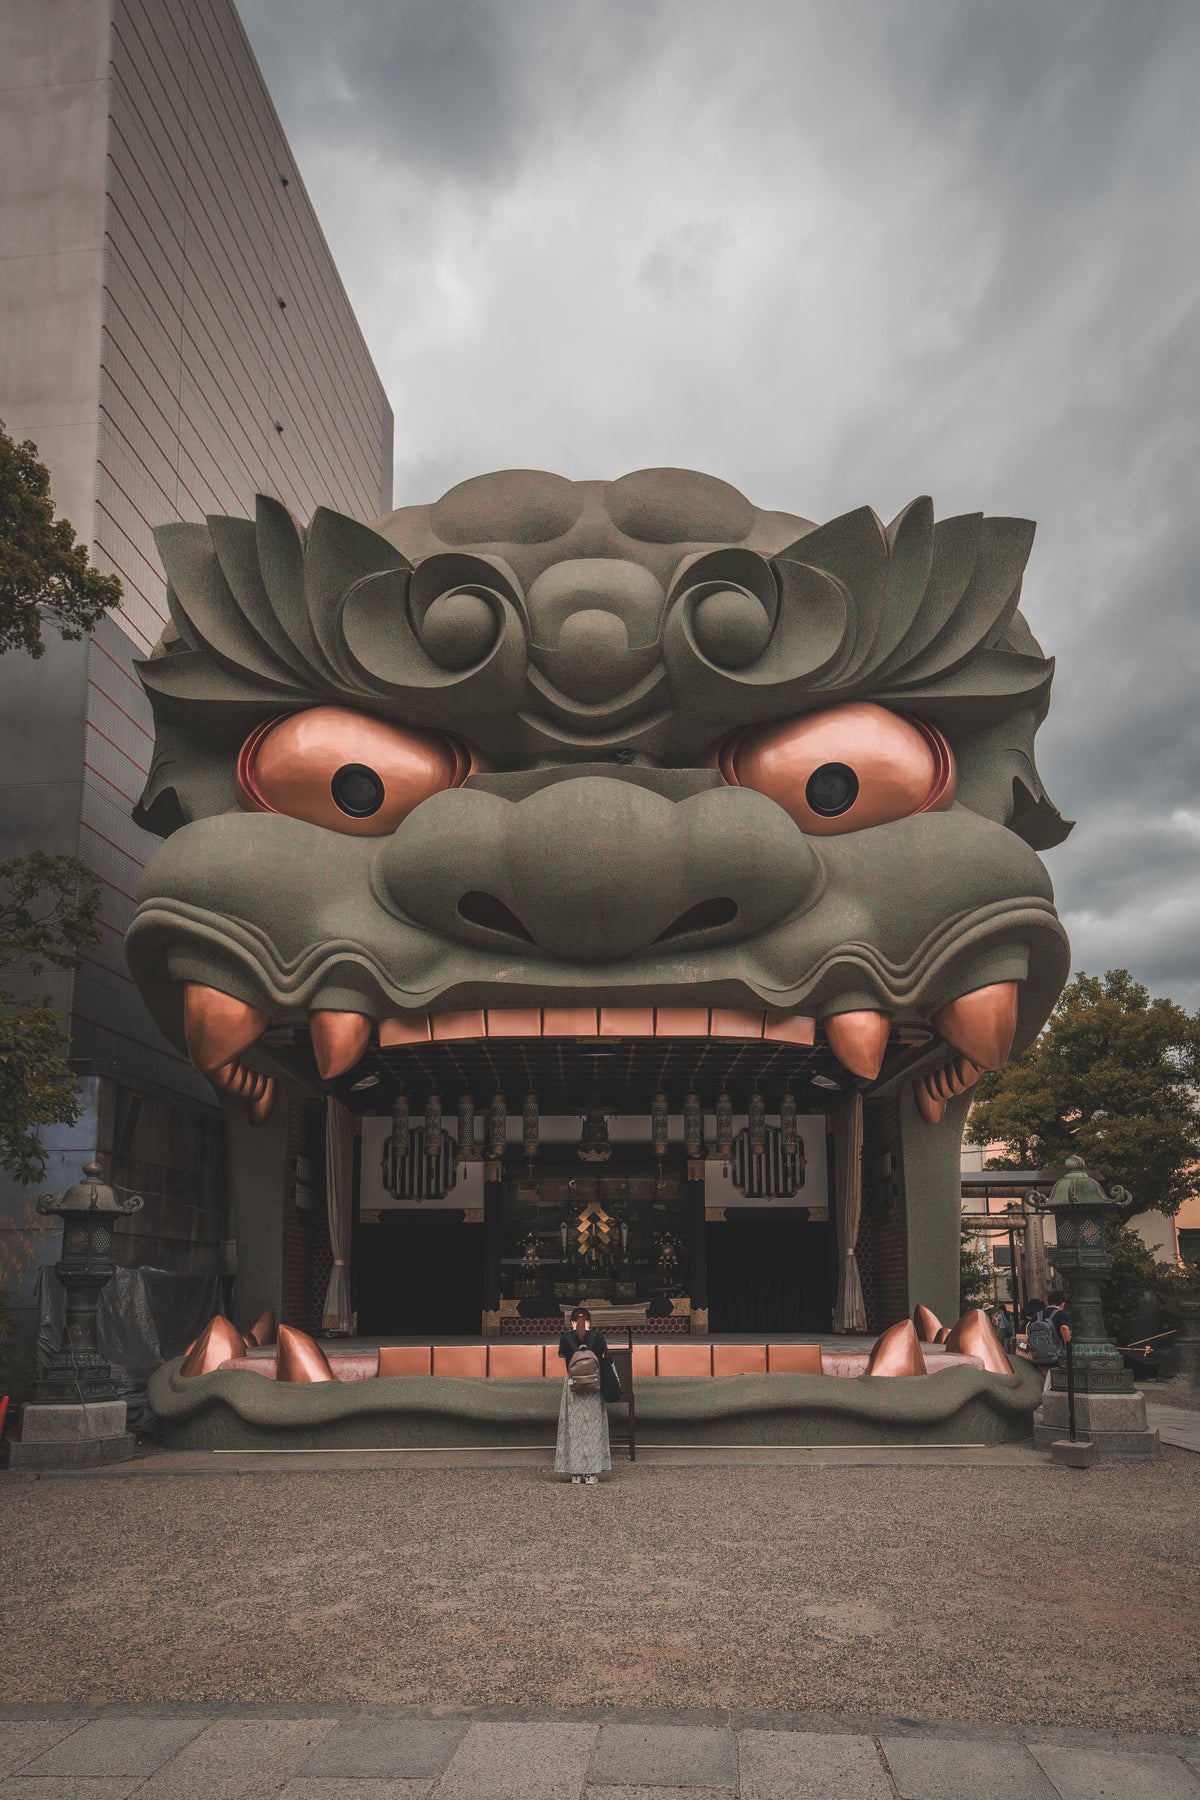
715,1091,734,1161
780,1089,798,1157
1044,1156,1132,1396
651,1091,669,1158
748,1091,767,1156
578,1101,612,1163
488,1093,507,1159
684,1091,704,1159
33,1160,143,1403
424,1093,442,1158
457,1094,476,1158
523,1092,539,1160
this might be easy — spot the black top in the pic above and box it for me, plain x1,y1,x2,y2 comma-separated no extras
558,1327,609,1363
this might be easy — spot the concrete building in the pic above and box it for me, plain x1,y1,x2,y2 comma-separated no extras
0,0,392,1341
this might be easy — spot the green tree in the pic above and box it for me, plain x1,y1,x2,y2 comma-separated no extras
959,1235,995,1310
0,852,101,1181
966,969,1200,1220
0,420,121,657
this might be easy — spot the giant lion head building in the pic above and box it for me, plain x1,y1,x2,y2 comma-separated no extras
127,467,1071,1360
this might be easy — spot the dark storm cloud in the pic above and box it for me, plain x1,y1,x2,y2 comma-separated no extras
238,0,1200,1004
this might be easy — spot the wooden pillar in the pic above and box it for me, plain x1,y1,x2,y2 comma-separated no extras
686,1160,708,1335
481,1167,503,1335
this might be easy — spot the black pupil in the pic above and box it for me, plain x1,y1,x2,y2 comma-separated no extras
331,763,384,818
805,761,859,817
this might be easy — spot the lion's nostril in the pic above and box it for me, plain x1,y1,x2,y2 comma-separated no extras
656,897,739,942
458,891,536,944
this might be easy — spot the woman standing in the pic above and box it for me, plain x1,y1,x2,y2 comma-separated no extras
554,1306,612,1484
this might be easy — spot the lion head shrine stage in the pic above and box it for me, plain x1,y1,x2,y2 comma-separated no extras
117,467,1071,1453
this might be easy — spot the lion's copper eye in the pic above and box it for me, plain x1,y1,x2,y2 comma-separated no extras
237,706,475,837
713,701,955,835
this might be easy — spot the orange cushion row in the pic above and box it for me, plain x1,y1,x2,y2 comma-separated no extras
375,1344,826,1378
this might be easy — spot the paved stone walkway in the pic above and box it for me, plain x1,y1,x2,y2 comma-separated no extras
1,1710,1197,1799
1144,1400,1200,1453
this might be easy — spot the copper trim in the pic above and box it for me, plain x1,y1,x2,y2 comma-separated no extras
865,1318,927,1377
379,1013,432,1047
275,1322,335,1382
932,981,1018,1072
431,1009,488,1041
180,1315,246,1377
823,1010,891,1079
599,1006,656,1036
654,1007,711,1036
943,1308,1013,1376
763,1010,817,1046
541,1006,600,1035
710,1008,764,1039
309,1011,372,1079
912,1303,944,1343
486,1007,543,1037
183,984,269,1074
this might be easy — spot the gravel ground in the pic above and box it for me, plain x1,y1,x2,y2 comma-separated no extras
4,1454,1198,1733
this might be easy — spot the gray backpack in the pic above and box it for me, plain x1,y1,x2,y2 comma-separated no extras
1025,1319,1061,1368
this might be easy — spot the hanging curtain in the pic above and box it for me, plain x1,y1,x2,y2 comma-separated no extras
832,1093,867,1333
321,1097,355,1334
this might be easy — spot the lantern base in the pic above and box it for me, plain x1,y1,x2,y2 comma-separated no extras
3,1400,135,1468
1034,1390,1160,1460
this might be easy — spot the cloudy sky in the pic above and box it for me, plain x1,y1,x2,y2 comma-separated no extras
239,0,1200,1007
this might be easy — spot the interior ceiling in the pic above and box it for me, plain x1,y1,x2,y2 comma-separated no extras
267,1027,935,1116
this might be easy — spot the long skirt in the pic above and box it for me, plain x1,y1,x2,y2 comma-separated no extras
554,1379,612,1476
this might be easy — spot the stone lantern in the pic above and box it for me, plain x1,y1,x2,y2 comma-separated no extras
1032,1156,1159,1460
5,1159,143,1469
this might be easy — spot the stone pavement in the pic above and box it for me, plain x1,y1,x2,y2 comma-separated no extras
1143,1400,1200,1453
1,1709,1198,1799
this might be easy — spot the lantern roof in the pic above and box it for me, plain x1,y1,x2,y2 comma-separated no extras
1045,1155,1120,1215
37,1159,143,1217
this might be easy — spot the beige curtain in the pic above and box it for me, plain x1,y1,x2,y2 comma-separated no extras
832,1093,867,1333
321,1097,354,1334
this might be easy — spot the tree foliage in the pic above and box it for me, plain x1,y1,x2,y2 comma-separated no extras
0,853,101,1182
966,969,1200,1219
0,420,121,657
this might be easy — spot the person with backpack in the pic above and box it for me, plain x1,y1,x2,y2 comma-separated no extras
1023,1298,1063,1372
554,1306,613,1484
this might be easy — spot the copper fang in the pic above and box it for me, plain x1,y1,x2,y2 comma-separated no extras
309,1010,372,1079
179,1314,246,1376
943,1308,1013,1376
864,1318,928,1377
932,981,1018,1072
245,1307,277,1346
823,1010,891,1080
912,1303,944,1343
183,983,269,1072
275,1323,335,1382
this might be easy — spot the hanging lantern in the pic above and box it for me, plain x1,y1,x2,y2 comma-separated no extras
390,1092,409,1164
457,1094,476,1158
780,1089,798,1158
488,1093,507,1159
748,1091,767,1156
578,1101,612,1163
715,1091,734,1161
651,1091,669,1158
523,1092,539,1160
424,1093,442,1158
684,1092,704,1160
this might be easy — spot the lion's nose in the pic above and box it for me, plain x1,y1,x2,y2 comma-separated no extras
375,777,820,964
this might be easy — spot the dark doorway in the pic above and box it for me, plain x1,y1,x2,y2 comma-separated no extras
354,1214,484,1335
706,1216,832,1332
